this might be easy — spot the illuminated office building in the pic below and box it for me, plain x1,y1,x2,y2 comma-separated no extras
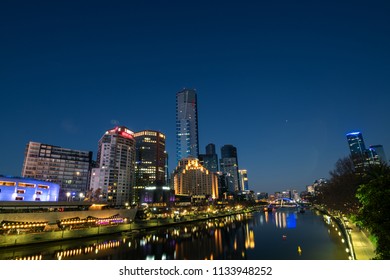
238,169,249,191
21,142,92,201
176,88,199,163
134,130,168,204
90,126,136,206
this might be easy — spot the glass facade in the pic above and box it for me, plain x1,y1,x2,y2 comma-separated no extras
134,130,167,204
220,145,240,192
176,88,199,163
21,142,92,201
346,132,368,172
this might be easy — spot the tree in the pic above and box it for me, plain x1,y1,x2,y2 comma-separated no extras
317,156,362,214
356,163,390,259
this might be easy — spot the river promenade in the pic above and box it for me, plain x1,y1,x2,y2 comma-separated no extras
313,205,376,260
347,220,376,260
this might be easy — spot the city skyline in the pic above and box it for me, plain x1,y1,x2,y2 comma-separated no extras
1,1,390,194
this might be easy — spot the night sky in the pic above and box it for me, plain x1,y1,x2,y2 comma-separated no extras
1,0,390,194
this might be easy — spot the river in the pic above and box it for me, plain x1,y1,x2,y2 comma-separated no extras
0,208,351,260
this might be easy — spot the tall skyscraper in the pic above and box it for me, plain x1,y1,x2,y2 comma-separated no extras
90,126,136,206
220,144,240,193
198,143,219,173
346,131,368,172
22,141,92,201
134,130,168,203
176,88,199,163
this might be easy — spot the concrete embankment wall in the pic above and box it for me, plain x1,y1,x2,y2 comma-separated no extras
0,209,136,224
0,223,131,248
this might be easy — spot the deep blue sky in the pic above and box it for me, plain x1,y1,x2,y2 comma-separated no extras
1,0,390,194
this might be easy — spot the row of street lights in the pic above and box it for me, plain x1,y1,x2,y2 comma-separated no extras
66,192,85,201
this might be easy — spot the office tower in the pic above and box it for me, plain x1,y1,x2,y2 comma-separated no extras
220,144,240,192
238,169,249,191
369,145,388,164
346,131,369,172
173,158,219,199
22,142,92,201
176,88,199,163
90,126,136,206
198,143,219,173
134,130,168,203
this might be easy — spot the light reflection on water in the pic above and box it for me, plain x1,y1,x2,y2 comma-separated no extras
0,209,350,260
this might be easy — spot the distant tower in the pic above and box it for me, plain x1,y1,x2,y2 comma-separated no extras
176,88,199,163
346,131,368,172
238,170,249,191
220,144,240,192
369,145,388,164
134,130,167,203
90,126,136,206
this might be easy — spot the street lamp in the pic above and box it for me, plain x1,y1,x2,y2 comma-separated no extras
79,193,84,201
66,192,71,202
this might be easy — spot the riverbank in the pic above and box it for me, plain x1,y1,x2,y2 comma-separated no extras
0,208,254,248
313,205,376,260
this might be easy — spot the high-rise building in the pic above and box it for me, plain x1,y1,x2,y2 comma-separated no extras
220,144,240,192
198,143,219,173
346,131,369,172
176,88,199,163
173,157,219,200
134,130,168,204
369,145,388,164
22,142,92,201
89,126,136,207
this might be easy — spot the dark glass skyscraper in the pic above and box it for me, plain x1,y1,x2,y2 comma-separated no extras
220,144,240,192
369,145,388,164
176,88,199,163
134,130,167,203
199,143,219,173
346,131,368,172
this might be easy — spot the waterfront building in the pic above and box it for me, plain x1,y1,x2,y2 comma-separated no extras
172,158,219,200
139,186,175,208
0,175,60,202
198,143,219,173
134,130,168,204
238,169,249,191
21,142,92,201
220,145,240,193
176,88,199,163
89,126,136,207
346,131,369,172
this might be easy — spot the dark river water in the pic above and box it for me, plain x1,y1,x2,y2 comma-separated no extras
0,209,351,260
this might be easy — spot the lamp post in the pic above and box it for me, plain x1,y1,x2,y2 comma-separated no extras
66,192,71,202
79,193,84,201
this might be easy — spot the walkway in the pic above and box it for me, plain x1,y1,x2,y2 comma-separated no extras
348,220,376,260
